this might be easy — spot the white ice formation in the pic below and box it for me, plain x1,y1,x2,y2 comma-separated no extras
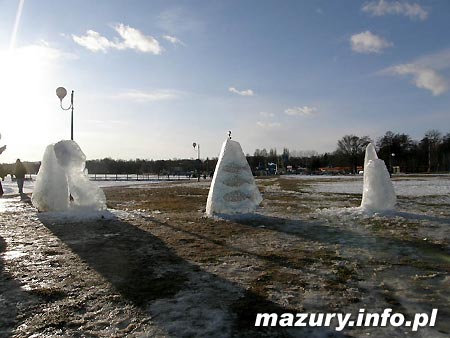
206,137,262,216
31,144,70,211
360,143,396,211
32,140,106,212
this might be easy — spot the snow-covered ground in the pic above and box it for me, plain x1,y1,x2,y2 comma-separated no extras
0,176,174,196
1,175,449,337
284,174,450,197
3,174,450,197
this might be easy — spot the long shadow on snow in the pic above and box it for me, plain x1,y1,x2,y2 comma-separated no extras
38,212,345,338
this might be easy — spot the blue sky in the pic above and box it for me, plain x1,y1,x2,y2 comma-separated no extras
1,0,450,162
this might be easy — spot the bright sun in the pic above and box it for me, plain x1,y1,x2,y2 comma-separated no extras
0,43,63,161
0,43,58,104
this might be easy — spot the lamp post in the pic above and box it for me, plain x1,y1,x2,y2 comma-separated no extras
390,153,395,174
56,87,74,140
193,142,201,181
193,142,200,160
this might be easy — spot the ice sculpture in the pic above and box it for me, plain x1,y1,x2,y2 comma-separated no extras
31,144,70,211
360,143,396,211
206,137,262,215
32,140,106,212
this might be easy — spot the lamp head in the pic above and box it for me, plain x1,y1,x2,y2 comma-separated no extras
56,87,67,101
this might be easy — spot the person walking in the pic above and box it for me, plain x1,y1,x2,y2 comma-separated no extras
15,159,27,195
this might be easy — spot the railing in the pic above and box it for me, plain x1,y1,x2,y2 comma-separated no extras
88,173,188,181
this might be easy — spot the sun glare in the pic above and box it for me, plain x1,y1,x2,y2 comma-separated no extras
0,43,64,161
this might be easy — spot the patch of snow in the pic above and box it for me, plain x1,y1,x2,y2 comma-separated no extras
2,250,27,260
149,271,238,338
303,176,450,197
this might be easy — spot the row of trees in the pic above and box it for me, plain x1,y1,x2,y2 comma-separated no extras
375,130,450,173
85,158,218,176
250,130,450,174
84,129,450,175
1,130,449,176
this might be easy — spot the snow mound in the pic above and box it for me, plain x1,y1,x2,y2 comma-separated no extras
360,143,396,211
32,140,106,212
206,138,262,216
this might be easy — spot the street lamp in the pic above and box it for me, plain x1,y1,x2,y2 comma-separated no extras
56,87,74,140
192,142,200,160
193,142,201,181
390,153,395,174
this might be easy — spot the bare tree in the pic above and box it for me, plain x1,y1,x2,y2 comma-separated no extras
425,129,442,172
336,135,372,173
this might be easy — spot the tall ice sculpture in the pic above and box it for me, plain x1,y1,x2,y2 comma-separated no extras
32,140,106,212
360,143,396,211
206,136,262,216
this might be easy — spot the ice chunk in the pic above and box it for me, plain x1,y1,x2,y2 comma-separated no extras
32,140,106,212
32,144,69,211
206,138,262,215
54,140,106,210
361,143,396,211
54,140,85,171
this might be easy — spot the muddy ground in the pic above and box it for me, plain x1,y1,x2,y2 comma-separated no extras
0,177,449,337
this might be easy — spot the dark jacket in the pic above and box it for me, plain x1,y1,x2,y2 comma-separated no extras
15,162,27,179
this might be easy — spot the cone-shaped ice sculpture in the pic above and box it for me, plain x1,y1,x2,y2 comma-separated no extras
32,140,106,212
32,144,70,211
360,143,396,211
206,138,262,216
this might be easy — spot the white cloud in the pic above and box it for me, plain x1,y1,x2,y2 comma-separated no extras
284,106,318,116
72,30,116,52
72,24,162,54
384,64,448,96
116,89,184,102
229,87,254,96
362,0,428,21
256,121,281,128
259,111,275,117
114,24,162,54
350,31,392,54
162,35,185,46
382,48,450,96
